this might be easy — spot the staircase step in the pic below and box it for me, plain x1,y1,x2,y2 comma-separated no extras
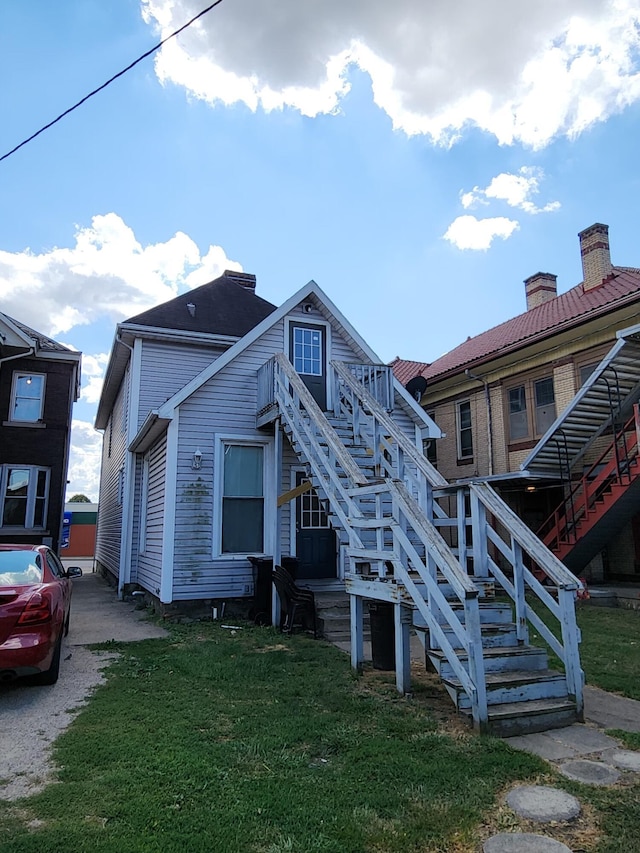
414,602,514,627
427,644,549,678
442,669,569,710
424,622,519,650
460,697,579,737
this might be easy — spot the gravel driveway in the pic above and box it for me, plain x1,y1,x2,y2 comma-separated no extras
0,571,168,800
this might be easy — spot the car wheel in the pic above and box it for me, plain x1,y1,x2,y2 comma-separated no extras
32,634,63,686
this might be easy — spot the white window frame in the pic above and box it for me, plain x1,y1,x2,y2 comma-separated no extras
139,454,149,554
0,465,50,530
284,315,332,407
213,434,274,559
456,400,473,460
9,372,46,423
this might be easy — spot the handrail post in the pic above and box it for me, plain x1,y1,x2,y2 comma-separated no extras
456,487,467,573
512,540,528,643
470,487,489,581
558,587,584,720
463,592,488,731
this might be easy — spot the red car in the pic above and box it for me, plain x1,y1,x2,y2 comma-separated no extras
0,544,82,685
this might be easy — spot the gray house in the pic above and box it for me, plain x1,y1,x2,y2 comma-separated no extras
95,270,585,736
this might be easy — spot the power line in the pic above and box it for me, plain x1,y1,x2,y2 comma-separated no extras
0,0,225,164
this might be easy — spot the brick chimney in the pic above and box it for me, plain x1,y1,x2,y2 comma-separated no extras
524,272,557,311
579,223,612,291
224,270,256,292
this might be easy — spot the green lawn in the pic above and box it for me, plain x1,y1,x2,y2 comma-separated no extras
0,617,638,852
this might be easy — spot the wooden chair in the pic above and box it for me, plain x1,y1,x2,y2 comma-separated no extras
272,565,317,638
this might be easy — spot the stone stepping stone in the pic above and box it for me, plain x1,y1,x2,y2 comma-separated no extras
558,759,620,786
506,785,581,823
484,833,573,852
608,750,640,772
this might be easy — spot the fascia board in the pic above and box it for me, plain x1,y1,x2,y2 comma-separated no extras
128,410,172,453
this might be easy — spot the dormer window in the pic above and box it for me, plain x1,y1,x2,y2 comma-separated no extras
10,372,45,422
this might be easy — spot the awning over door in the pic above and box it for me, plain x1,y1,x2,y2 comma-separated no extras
522,324,640,477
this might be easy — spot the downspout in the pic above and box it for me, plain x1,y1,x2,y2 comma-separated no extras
465,369,494,477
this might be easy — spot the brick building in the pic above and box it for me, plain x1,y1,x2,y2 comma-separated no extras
392,224,640,583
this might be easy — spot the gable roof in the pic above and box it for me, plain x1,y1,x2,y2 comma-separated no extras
124,271,277,337
391,266,640,385
129,280,440,452
96,271,278,429
0,311,76,353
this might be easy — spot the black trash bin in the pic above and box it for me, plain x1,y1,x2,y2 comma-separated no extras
369,602,395,670
248,557,273,625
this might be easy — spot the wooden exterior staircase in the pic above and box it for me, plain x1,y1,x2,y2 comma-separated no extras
538,405,640,570
257,353,585,736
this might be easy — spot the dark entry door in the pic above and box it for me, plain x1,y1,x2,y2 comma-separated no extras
295,472,337,579
289,322,327,410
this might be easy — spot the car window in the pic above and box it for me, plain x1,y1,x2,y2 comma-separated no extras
46,552,65,578
0,551,43,585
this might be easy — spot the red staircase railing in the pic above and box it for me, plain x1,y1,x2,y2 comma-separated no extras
538,404,640,558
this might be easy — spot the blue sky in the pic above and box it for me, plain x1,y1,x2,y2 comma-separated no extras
1,0,639,499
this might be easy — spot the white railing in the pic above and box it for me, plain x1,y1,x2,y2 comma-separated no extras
347,479,488,727
464,482,583,716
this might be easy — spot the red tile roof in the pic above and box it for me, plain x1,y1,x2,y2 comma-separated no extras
391,267,640,385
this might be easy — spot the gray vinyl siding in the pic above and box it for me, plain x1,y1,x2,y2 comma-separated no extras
137,434,167,596
95,366,130,580
170,303,377,600
137,340,226,429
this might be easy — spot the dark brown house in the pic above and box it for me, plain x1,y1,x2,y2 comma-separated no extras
0,312,81,552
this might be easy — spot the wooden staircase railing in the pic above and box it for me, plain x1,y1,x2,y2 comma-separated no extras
259,354,584,730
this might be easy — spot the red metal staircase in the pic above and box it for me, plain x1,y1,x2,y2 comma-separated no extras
539,404,640,564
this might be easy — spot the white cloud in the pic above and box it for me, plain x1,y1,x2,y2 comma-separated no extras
444,216,519,251
66,420,104,503
79,353,110,405
461,167,560,214
0,214,241,337
141,0,640,147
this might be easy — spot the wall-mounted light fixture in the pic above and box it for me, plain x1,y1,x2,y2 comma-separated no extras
192,448,203,470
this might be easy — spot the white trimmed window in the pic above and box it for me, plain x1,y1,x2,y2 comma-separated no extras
0,466,49,529
10,373,45,422
456,400,473,460
218,441,267,555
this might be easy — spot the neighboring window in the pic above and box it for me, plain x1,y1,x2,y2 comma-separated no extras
10,373,45,422
579,362,599,386
534,377,556,435
221,444,264,554
506,375,556,441
425,412,437,465
0,467,49,529
292,326,322,376
456,401,473,459
117,467,125,506
508,385,528,440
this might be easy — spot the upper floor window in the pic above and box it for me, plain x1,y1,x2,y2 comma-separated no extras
507,376,556,442
456,400,473,460
578,362,599,387
0,466,49,529
10,373,45,422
